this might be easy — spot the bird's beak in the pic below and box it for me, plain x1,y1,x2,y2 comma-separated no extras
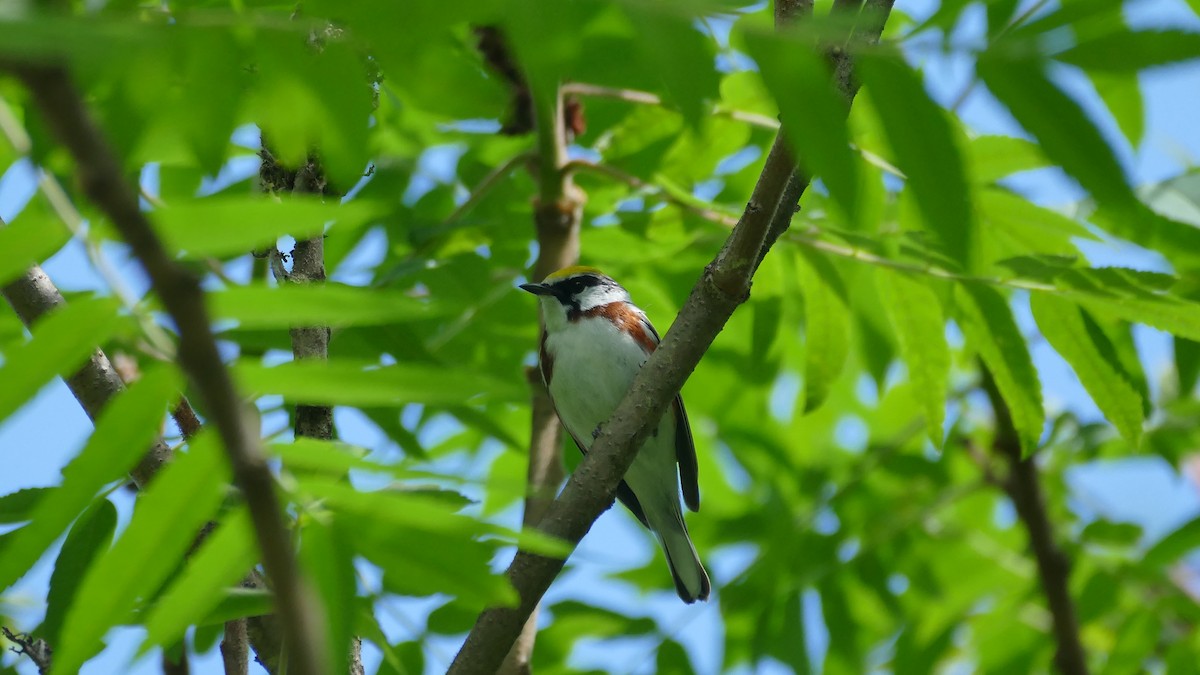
519,282,555,297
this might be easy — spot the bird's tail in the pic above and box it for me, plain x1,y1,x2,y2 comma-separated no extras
658,520,711,603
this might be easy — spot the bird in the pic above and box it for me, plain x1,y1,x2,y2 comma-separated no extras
520,265,711,603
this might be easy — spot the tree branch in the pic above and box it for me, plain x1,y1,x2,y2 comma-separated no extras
0,260,173,488
1,627,51,674
980,365,1090,675
221,618,250,675
10,64,328,675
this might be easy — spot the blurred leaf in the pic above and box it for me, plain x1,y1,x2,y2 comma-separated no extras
0,487,51,524
0,366,178,593
1091,71,1143,148
154,197,382,258
656,638,694,673
234,359,523,407
977,57,1200,268
53,432,229,675
877,271,949,447
1143,515,1200,568
965,135,1048,184
0,214,71,287
1080,519,1142,547
955,283,1043,456
0,297,125,424
861,52,974,269
209,283,442,329
795,249,850,412
744,32,860,225
1176,337,1200,394
140,507,256,654
300,517,357,675
1057,30,1200,71
1030,294,1143,445
626,4,718,124
196,588,274,626
43,499,117,649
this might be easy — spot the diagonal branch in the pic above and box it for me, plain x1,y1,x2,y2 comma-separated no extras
980,365,1090,675
9,63,328,675
448,2,895,671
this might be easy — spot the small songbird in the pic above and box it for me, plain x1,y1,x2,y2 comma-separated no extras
520,266,710,603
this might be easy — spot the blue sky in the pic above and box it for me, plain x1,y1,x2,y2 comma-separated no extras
3,0,1200,673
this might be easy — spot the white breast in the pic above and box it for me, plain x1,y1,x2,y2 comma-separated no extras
545,316,649,446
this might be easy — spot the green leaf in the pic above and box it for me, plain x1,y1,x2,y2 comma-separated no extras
1143,515,1200,568
43,499,118,649
1030,294,1143,446
795,249,850,412
208,283,441,329
625,4,718,124
965,135,1049,185
196,588,274,626
0,487,52,524
154,197,381,258
140,507,256,654
1177,337,1200,395
53,432,230,675
860,52,974,269
1090,71,1144,148
0,297,125,424
1057,30,1200,72
877,271,949,447
1067,291,1200,343
0,214,71,287
743,32,861,226
955,283,1043,456
234,359,523,407
977,57,1200,267
301,517,357,675
0,366,178,593
1080,519,1142,547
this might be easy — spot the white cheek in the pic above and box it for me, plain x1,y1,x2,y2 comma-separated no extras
539,297,569,331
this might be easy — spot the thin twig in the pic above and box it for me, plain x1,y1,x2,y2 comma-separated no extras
562,159,740,226
11,63,328,675
444,152,535,226
1,627,51,674
561,82,781,130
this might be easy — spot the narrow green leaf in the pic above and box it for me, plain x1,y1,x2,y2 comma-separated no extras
955,283,1043,456
196,588,274,626
140,507,256,653
0,487,52,524
43,499,118,649
1058,30,1200,72
1144,515,1200,568
1177,337,1200,394
0,297,125,424
795,249,850,412
977,57,1200,267
208,283,440,329
1067,291,1200,342
0,215,71,287
877,271,949,447
154,197,381,258
744,32,861,226
234,359,523,407
53,432,229,675
1091,71,1144,148
302,518,357,675
1030,294,1143,445
860,52,974,268
965,135,1049,185
0,366,178,592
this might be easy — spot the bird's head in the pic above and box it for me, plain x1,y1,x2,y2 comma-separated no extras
519,266,631,330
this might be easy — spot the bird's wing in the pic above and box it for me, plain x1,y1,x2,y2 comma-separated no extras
640,315,701,513
564,429,651,529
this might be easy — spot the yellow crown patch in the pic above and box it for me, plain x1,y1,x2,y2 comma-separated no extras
544,265,604,281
